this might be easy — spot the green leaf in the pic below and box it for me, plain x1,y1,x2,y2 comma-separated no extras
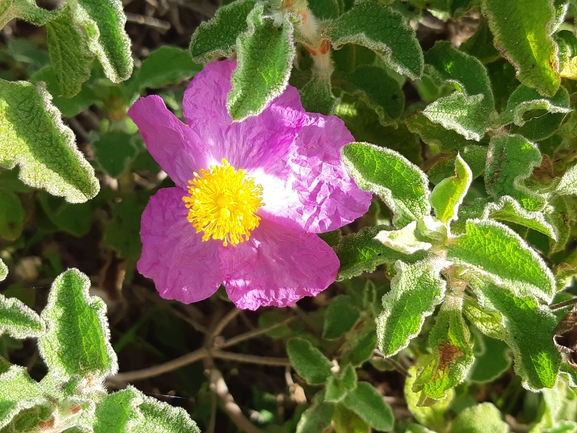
413,301,474,401
482,0,560,97
102,192,149,259
189,0,257,63
299,74,337,115
296,402,335,433
0,0,54,28
326,2,423,79
547,195,575,253
38,191,94,237
0,259,7,281
342,382,394,431
227,4,295,120
45,5,94,98
325,364,357,403
341,318,377,367
482,196,557,240
476,281,561,391
136,392,201,433
447,219,555,302
322,295,361,340
460,17,500,64
132,46,202,91
485,134,546,211
405,111,480,152
0,190,24,241
425,40,494,111
94,386,143,433
451,403,509,433
342,142,430,227
0,80,100,203
404,365,454,431
377,259,446,356
335,225,428,280
337,66,405,125
556,30,577,80
468,329,512,383
556,163,577,196
38,269,118,379
423,91,489,141
0,366,47,430
500,84,570,127
92,131,138,178
67,0,133,83
287,337,333,385
462,297,507,341
431,154,472,224
0,294,44,339
374,221,433,255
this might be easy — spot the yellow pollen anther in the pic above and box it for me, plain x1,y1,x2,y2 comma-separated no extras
183,158,264,246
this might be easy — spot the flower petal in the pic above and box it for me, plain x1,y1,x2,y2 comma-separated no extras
181,60,305,171
259,113,372,233
220,219,339,310
138,187,222,303
128,95,208,189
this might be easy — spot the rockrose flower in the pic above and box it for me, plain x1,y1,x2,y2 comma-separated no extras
128,60,371,310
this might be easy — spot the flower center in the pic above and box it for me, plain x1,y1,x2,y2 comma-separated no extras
183,158,264,246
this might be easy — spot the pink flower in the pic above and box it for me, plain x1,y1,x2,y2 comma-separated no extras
128,60,371,310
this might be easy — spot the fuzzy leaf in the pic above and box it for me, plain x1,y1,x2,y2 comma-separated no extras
38,269,118,379
0,294,44,339
425,40,494,111
0,366,47,430
547,195,575,253
374,221,433,255
296,402,335,433
92,131,138,178
67,0,133,83
0,191,24,241
337,66,405,125
189,0,257,63
0,259,7,281
323,295,361,340
300,74,337,115
431,154,472,224
326,2,423,79
447,219,555,302
135,392,201,433
342,382,394,431
227,4,295,120
485,134,546,211
476,281,560,391
500,84,570,126
482,196,557,240
341,318,377,367
423,91,489,141
94,387,143,433
451,403,509,433
468,330,512,383
0,80,99,203
556,163,577,196
342,142,430,227
287,337,332,385
133,46,202,91
405,111,479,152
482,0,560,96
556,30,577,80
413,301,474,400
377,259,446,357
37,192,94,237
0,0,54,28
325,364,357,403
45,5,93,99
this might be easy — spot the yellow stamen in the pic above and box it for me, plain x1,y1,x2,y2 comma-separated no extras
183,158,264,246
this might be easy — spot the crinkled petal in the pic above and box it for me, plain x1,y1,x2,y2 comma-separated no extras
258,113,372,233
128,95,208,189
138,187,222,303
181,60,305,171
220,219,339,310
